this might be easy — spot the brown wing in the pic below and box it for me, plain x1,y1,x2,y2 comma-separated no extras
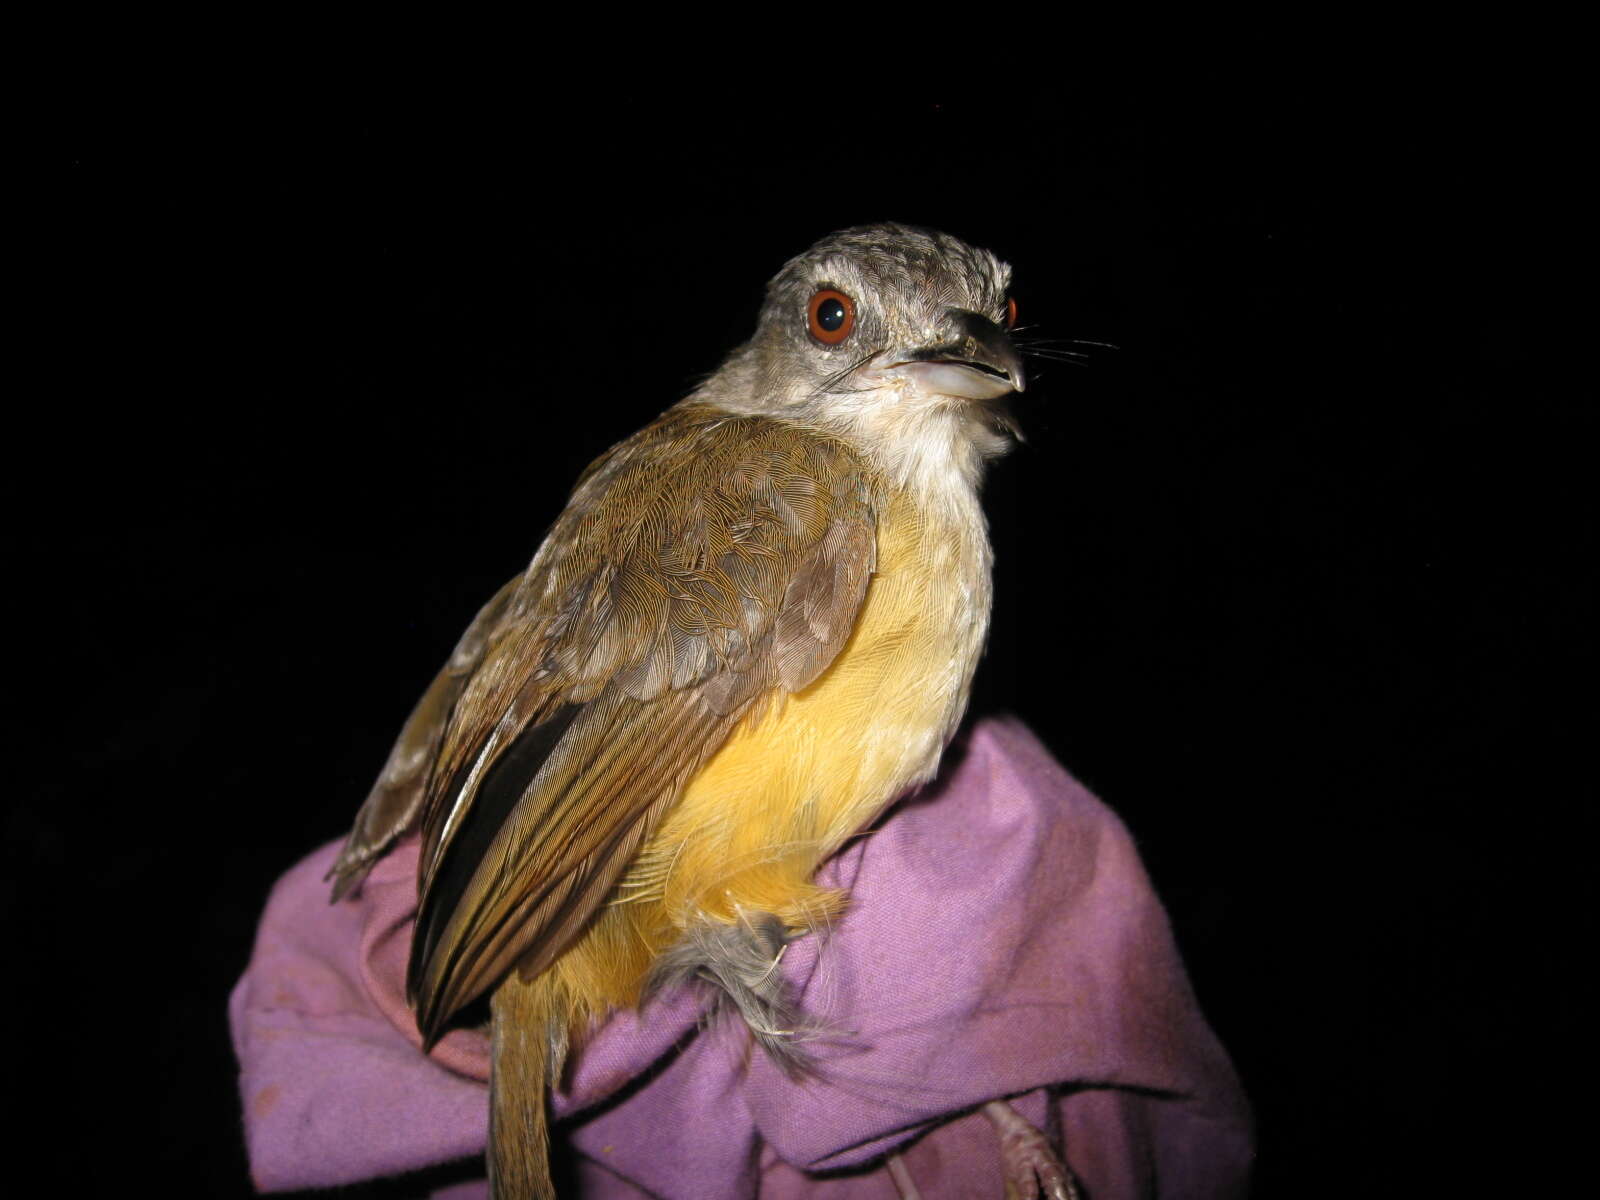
404,403,878,1043
326,575,521,901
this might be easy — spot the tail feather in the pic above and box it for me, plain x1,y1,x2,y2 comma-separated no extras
489,974,557,1199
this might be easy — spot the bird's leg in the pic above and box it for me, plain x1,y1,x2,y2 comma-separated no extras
983,1099,1079,1200
648,908,811,1074
887,1152,924,1200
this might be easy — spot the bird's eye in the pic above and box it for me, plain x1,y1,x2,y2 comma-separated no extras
807,289,856,345
1006,297,1018,329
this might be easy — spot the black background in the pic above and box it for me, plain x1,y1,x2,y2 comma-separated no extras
23,67,1581,1196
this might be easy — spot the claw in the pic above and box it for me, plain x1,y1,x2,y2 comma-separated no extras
983,1100,1080,1200
887,1153,925,1200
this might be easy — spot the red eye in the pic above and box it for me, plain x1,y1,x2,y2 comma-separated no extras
807,289,855,344
1006,297,1018,329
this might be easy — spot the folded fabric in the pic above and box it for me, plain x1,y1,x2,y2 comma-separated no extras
231,717,1253,1197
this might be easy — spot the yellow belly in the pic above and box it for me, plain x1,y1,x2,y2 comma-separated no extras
541,484,988,1019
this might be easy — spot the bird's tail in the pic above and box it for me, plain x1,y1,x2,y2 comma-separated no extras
489,973,562,1199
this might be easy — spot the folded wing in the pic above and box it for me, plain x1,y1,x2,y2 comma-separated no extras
335,404,878,1045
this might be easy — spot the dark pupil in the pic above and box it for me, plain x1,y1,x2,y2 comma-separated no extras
816,297,846,332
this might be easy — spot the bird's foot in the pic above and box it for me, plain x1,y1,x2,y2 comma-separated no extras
982,1100,1079,1200
887,1152,924,1200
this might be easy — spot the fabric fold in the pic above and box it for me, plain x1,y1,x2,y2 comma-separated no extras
231,718,1252,1197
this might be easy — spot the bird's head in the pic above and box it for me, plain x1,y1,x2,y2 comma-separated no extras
711,224,1025,479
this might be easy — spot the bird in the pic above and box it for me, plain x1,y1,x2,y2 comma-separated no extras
328,223,1037,1197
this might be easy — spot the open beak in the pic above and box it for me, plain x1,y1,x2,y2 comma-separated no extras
882,309,1026,401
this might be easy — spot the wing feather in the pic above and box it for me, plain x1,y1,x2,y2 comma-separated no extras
384,404,877,1043
326,575,521,900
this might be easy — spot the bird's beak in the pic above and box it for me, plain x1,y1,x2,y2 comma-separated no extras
882,309,1026,402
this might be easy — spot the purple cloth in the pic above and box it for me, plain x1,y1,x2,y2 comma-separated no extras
231,718,1252,1196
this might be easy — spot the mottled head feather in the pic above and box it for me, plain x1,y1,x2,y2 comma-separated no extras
763,222,1012,343
701,224,1021,485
